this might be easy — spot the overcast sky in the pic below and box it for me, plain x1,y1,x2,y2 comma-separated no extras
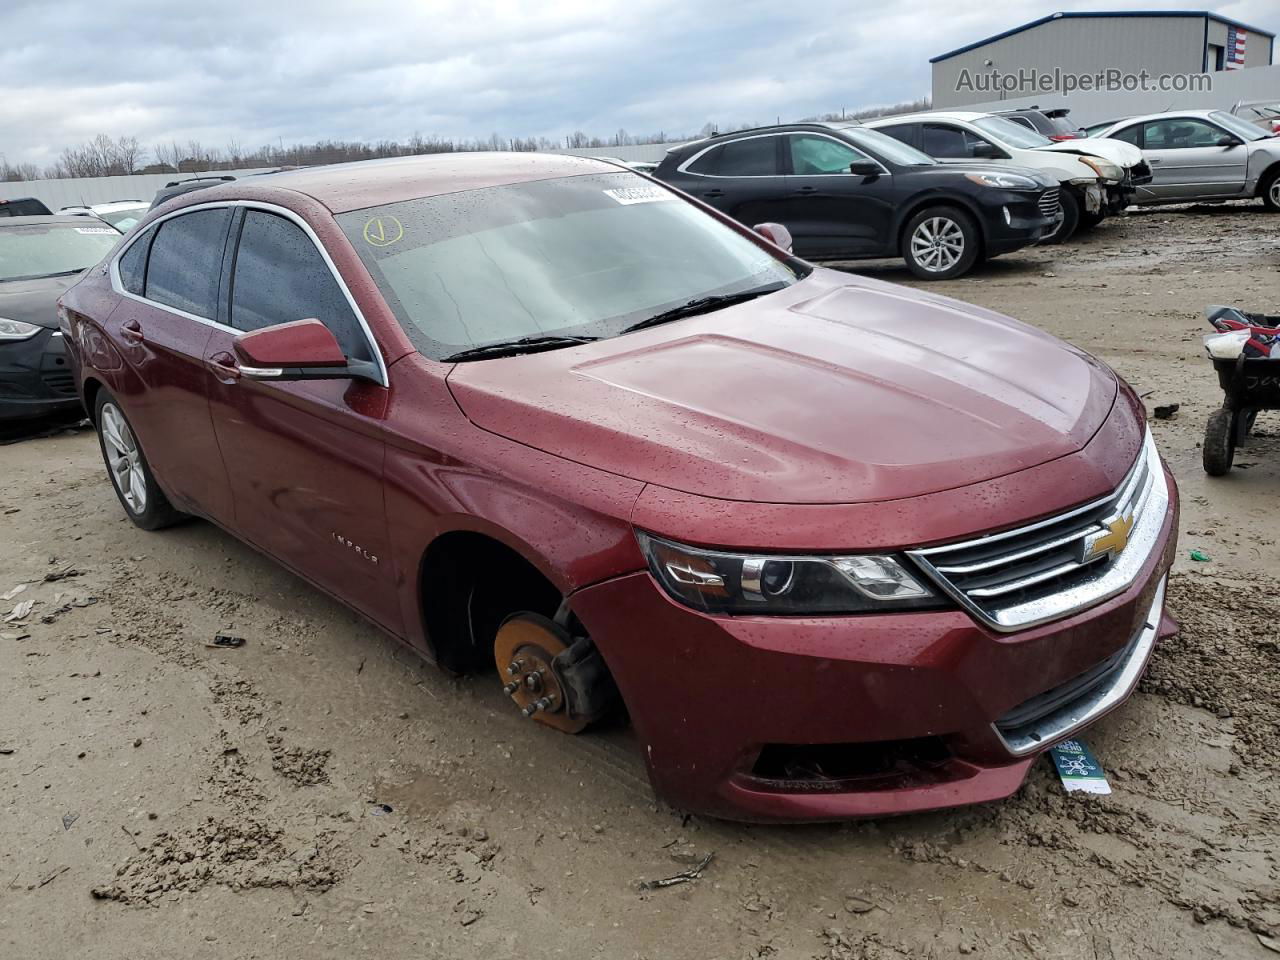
1,0,1274,168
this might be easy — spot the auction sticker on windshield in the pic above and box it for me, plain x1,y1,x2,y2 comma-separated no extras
604,186,670,205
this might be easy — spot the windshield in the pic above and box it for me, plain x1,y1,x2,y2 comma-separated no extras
843,127,936,165
973,115,1053,149
97,206,147,231
1240,102,1280,121
0,222,120,282
1210,111,1268,142
337,172,803,360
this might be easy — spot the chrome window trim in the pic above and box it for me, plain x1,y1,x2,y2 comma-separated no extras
993,575,1166,756
676,133,782,178
676,131,891,179
908,431,1169,632
108,200,389,387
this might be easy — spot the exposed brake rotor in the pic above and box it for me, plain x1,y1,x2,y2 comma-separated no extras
493,612,588,733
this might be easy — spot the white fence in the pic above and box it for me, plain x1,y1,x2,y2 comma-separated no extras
0,150,695,212
0,168,278,211
949,63,1280,127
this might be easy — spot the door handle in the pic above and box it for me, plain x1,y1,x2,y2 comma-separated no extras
702,189,725,199
1148,158,1162,164
794,186,818,194
120,319,145,344
206,351,241,381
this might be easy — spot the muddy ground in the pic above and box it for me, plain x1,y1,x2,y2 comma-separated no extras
2,201,1279,960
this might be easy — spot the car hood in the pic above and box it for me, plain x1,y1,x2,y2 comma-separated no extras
447,270,1118,505
1037,137,1144,168
0,274,79,329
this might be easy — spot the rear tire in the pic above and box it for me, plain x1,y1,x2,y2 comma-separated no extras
901,207,980,280
1044,188,1081,244
1202,407,1236,476
93,390,185,530
1261,169,1280,212
1077,208,1106,231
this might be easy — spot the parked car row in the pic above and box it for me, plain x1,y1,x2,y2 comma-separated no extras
648,106,1157,277
52,152,1179,821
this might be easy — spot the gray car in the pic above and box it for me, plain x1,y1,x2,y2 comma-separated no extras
1090,109,1280,210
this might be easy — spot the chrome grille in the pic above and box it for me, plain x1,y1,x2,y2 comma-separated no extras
908,432,1167,631
1037,187,1061,218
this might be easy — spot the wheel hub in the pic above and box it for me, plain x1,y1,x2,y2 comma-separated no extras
494,614,587,733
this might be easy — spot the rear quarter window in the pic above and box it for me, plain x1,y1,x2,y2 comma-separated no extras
117,231,150,295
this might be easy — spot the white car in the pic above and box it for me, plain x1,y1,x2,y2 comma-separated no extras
864,111,1149,242
56,200,149,233
1088,109,1280,210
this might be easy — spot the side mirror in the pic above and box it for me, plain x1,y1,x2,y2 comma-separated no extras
233,318,364,381
752,222,793,253
848,160,881,177
970,142,1004,159
1216,134,1242,147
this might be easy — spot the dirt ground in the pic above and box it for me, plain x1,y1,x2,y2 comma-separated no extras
2,202,1279,960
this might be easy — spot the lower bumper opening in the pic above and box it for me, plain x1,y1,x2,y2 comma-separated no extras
743,737,954,794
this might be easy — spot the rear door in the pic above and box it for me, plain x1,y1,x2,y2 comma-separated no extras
675,135,788,226
108,207,235,522
1140,117,1249,200
202,206,400,630
780,133,895,257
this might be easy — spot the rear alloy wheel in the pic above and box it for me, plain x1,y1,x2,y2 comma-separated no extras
1262,170,1280,212
902,207,979,280
94,391,184,530
1043,188,1081,244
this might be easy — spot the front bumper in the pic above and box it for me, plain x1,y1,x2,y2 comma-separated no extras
0,328,82,421
980,190,1061,255
571,470,1178,822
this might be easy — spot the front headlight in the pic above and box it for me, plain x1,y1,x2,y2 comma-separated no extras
0,317,42,341
637,533,944,615
964,172,1040,189
1078,157,1123,181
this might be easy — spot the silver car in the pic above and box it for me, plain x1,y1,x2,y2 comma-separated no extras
1090,109,1280,210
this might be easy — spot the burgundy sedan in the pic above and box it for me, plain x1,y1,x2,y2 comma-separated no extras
58,154,1178,821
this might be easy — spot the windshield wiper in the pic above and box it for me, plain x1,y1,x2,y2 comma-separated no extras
621,285,785,334
441,334,600,363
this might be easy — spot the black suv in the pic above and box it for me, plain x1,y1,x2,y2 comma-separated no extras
654,123,1060,279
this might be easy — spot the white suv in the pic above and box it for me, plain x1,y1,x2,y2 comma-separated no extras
865,111,1149,242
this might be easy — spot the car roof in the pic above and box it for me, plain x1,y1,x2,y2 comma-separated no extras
92,200,148,211
664,122,859,158
0,215,111,228
193,152,629,214
866,111,989,125
1098,109,1223,129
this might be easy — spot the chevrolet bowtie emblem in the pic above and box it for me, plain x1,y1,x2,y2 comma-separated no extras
1081,513,1134,563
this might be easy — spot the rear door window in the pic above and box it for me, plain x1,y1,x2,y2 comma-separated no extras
1110,124,1142,147
715,137,779,176
922,124,986,158
230,210,370,360
144,208,231,318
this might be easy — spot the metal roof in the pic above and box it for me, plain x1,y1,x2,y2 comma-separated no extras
931,11,1275,63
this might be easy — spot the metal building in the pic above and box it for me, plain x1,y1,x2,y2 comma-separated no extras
933,10,1275,109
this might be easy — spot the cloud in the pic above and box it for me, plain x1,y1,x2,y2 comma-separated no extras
0,0,1274,167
